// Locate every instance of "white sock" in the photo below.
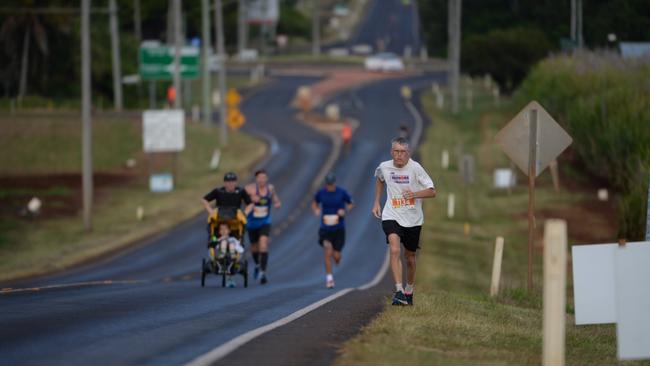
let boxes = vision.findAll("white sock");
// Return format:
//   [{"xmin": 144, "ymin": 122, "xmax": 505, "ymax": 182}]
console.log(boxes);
[
  {"xmin": 405, "ymin": 284, "xmax": 414, "ymax": 294},
  {"xmin": 395, "ymin": 283, "xmax": 404, "ymax": 292},
  {"xmin": 326, "ymin": 274, "xmax": 333, "ymax": 281}
]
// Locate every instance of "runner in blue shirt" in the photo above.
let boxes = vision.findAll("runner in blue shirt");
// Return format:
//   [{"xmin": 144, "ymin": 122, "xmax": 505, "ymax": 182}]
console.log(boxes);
[{"xmin": 312, "ymin": 172, "xmax": 354, "ymax": 288}]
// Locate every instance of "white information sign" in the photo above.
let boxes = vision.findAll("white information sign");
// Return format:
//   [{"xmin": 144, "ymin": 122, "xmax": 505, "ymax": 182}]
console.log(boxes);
[
  {"xmin": 149, "ymin": 173, "xmax": 174, "ymax": 193},
  {"xmin": 495, "ymin": 101, "xmax": 572, "ymax": 177},
  {"xmin": 646, "ymin": 177, "xmax": 650, "ymax": 241},
  {"xmin": 494, "ymin": 168, "xmax": 516, "ymax": 188},
  {"xmin": 571, "ymin": 243, "xmax": 617, "ymax": 325},
  {"xmin": 247, "ymin": 0, "xmax": 279, "ymax": 24},
  {"xmin": 616, "ymin": 242, "xmax": 650, "ymax": 360},
  {"xmin": 143, "ymin": 110, "xmax": 185, "ymax": 153}
]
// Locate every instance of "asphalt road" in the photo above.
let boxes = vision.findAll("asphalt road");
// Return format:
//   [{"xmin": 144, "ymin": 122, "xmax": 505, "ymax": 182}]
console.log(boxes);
[
  {"xmin": 348, "ymin": 0, "xmax": 422, "ymax": 56},
  {"xmin": 0, "ymin": 72, "xmax": 441, "ymax": 365},
  {"xmin": 1, "ymin": 1, "xmax": 439, "ymax": 363}
]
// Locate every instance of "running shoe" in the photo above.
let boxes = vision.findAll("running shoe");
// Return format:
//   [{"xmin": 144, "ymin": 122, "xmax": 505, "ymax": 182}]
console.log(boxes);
[
  {"xmin": 253, "ymin": 265, "xmax": 260, "ymax": 280},
  {"xmin": 326, "ymin": 279, "xmax": 335, "ymax": 289},
  {"xmin": 391, "ymin": 291, "xmax": 408, "ymax": 306},
  {"xmin": 405, "ymin": 292, "xmax": 414, "ymax": 306},
  {"xmin": 260, "ymin": 272, "xmax": 268, "ymax": 285}
]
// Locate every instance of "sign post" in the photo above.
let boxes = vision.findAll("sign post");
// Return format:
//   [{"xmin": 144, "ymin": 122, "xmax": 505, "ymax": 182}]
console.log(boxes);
[{"xmin": 495, "ymin": 101, "xmax": 572, "ymax": 291}]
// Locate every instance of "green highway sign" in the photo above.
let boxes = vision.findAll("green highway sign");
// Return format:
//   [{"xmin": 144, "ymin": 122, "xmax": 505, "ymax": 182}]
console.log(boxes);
[{"xmin": 139, "ymin": 42, "xmax": 200, "ymax": 80}]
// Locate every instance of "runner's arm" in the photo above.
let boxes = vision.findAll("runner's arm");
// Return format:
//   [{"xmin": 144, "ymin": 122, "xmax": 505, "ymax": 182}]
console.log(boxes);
[
  {"xmin": 202, "ymin": 199, "xmax": 215, "ymax": 216},
  {"xmin": 270, "ymin": 185, "xmax": 282, "ymax": 208},
  {"xmin": 311, "ymin": 200, "xmax": 321, "ymax": 216},
  {"xmin": 372, "ymin": 178, "xmax": 384, "ymax": 219}
]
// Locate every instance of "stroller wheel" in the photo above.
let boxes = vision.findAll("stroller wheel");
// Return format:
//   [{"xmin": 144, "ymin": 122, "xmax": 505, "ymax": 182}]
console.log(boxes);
[{"xmin": 201, "ymin": 259, "xmax": 207, "ymax": 287}]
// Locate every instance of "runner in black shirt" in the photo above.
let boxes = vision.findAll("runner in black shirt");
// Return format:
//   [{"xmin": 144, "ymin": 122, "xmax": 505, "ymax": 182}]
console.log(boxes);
[{"xmin": 202, "ymin": 172, "xmax": 254, "ymax": 228}]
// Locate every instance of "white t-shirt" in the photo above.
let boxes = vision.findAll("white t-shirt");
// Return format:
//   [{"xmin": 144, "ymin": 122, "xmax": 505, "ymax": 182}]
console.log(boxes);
[{"xmin": 375, "ymin": 158, "xmax": 435, "ymax": 227}]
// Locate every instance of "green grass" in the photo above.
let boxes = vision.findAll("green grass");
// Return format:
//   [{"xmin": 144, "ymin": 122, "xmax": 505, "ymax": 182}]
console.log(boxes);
[
  {"xmin": 0, "ymin": 113, "xmax": 265, "ymax": 282},
  {"xmin": 0, "ymin": 114, "xmax": 140, "ymax": 174},
  {"xmin": 335, "ymin": 84, "xmax": 650, "ymax": 365}
]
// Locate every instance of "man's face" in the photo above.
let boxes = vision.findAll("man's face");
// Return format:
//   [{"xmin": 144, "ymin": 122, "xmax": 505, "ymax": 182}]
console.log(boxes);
[
  {"xmin": 255, "ymin": 173, "xmax": 268, "ymax": 186},
  {"xmin": 391, "ymin": 143, "xmax": 410, "ymax": 167},
  {"xmin": 224, "ymin": 180, "xmax": 237, "ymax": 192},
  {"xmin": 325, "ymin": 183, "xmax": 336, "ymax": 192}
]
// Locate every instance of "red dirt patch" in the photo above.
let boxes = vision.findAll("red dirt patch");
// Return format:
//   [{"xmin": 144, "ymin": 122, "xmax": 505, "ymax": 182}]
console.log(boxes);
[{"xmin": 0, "ymin": 172, "xmax": 138, "ymax": 220}]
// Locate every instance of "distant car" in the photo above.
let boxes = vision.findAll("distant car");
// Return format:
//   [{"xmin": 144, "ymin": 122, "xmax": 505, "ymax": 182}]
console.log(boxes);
[{"xmin": 364, "ymin": 53, "xmax": 405, "ymax": 72}]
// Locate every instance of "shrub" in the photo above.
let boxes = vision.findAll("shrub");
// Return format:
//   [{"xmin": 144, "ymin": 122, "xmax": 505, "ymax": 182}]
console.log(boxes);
[{"xmin": 462, "ymin": 27, "xmax": 553, "ymax": 92}]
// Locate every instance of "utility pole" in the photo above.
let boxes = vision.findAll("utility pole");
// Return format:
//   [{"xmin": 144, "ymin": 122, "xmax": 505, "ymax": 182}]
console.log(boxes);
[
  {"xmin": 109, "ymin": 0, "xmax": 123, "ymax": 111},
  {"xmin": 237, "ymin": 0, "xmax": 248, "ymax": 56},
  {"xmin": 172, "ymin": 0, "xmax": 182, "ymax": 109},
  {"xmin": 201, "ymin": 0, "xmax": 212, "ymax": 125},
  {"xmin": 134, "ymin": 0, "xmax": 141, "ymax": 44},
  {"xmin": 571, "ymin": 0, "xmax": 584, "ymax": 48},
  {"xmin": 577, "ymin": 0, "xmax": 583, "ymax": 48},
  {"xmin": 311, "ymin": 0, "xmax": 320, "ymax": 56},
  {"xmin": 448, "ymin": 0, "xmax": 461, "ymax": 114},
  {"xmin": 214, "ymin": 0, "xmax": 228, "ymax": 146},
  {"xmin": 81, "ymin": 0, "xmax": 93, "ymax": 231}
]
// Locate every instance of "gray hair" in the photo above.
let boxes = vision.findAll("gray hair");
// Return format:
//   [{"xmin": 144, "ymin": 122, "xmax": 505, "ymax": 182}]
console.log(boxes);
[{"xmin": 391, "ymin": 136, "xmax": 410, "ymax": 150}]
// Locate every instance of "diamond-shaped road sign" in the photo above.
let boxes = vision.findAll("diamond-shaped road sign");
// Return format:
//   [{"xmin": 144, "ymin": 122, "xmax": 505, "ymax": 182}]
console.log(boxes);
[{"xmin": 495, "ymin": 101, "xmax": 572, "ymax": 177}]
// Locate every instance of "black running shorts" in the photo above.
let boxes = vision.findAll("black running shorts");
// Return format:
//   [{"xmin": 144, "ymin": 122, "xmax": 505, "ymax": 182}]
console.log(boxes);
[
  {"xmin": 247, "ymin": 224, "xmax": 271, "ymax": 244},
  {"xmin": 382, "ymin": 220, "xmax": 421, "ymax": 252},
  {"xmin": 318, "ymin": 228, "xmax": 345, "ymax": 252}
]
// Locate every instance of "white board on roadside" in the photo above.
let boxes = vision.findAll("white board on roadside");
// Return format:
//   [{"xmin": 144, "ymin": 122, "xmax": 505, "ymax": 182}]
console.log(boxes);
[
  {"xmin": 616, "ymin": 242, "xmax": 650, "ymax": 360},
  {"xmin": 571, "ymin": 243, "xmax": 618, "ymax": 325},
  {"xmin": 143, "ymin": 110, "xmax": 185, "ymax": 153},
  {"xmin": 494, "ymin": 168, "xmax": 516, "ymax": 188}
]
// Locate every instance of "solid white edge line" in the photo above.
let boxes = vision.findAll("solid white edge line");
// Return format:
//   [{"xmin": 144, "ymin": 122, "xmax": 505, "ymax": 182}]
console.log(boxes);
[
  {"xmin": 185, "ymin": 251, "xmax": 390, "ymax": 366},
  {"xmin": 405, "ymin": 99, "xmax": 423, "ymax": 149},
  {"xmin": 185, "ymin": 288, "xmax": 354, "ymax": 366},
  {"xmin": 358, "ymin": 247, "xmax": 390, "ymax": 291}
]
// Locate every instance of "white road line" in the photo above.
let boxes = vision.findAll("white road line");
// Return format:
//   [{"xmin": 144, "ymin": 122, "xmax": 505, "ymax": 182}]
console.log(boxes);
[
  {"xmin": 0, "ymin": 280, "xmax": 148, "ymax": 294},
  {"xmin": 358, "ymin": 248, "xmax": 390, "ymax": 291},
  {"xmin": 404, "ymin": 99, "xmax": 423, "ymax": 149},
  {"xmin": 185, "ymin": 288, "xmax": 354, "ymax": 366}
]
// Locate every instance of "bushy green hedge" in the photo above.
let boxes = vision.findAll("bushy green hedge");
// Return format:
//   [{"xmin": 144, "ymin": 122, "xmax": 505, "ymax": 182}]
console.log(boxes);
[
  {"xmin": 461, "ymin": 27, "xmax": 553, "ymax": 92},
  {"xmin": 517, "ymin": 52, "xmax": 650, "ymax": 239}
]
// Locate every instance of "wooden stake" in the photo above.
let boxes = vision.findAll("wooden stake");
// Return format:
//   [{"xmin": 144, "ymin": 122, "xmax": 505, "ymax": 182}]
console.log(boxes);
[
  {"xmin": 447, "ymin": 193, "xmax": 455, "ymax": 219},
  {"xmin": 490, "ymin": 236, "xmax": 505, "ymax": 297},
  {"xmin": 543, "ymin": 219, "xmax": 567, "ymax": 366},
  {"xmin": 549, "ymin": 159, "xmax": 560, "ymax": 192}
]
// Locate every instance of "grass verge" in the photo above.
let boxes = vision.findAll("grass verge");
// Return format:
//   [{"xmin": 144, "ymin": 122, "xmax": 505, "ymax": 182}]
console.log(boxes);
[
  {"xmin": 334, "ymin": 84, "xmax": 650, "ymax": 365},
  {"xmin": 0, "ymin": 113, "xmax": 265, "ymax": 282}
]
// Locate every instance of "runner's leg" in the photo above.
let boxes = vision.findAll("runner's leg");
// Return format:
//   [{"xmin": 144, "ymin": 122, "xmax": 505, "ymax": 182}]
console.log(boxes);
[
  {"xmin": 333, "ymin": 250, "xmax": 341, "ymax": 265},
  {"xmin": 404, "ymin": 249, "xmax": 417, "ymax": 286},
  {"xmin": 388, "ymin": 233, "xmax": 403, "ymax": 289},
  {"xmin": 323, "ymin": 240, "xmax": 333, "ymax": 275},
  {"xmin": 259, "ymin": 235, "xmax": 269, "ymax": 272}
]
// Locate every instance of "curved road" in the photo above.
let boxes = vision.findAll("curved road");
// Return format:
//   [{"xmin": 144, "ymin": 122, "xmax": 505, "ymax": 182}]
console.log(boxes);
[{"xmin": 0, "ymin": 72, "xmax": 441, "ymax": 365}]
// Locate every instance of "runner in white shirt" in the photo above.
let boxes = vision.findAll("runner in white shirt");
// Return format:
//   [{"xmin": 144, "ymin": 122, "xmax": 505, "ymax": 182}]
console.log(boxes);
[{"xmin": 372, "ymin": 137, "xmax": 436, "ymax": 306}]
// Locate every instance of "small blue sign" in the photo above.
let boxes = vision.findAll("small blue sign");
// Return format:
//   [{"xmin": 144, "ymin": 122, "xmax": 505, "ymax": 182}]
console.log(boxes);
[
  {"xmin": 190, "ymin": 37, "xmax": 201, "ymax": 47},
  {"xmin": 150, "ymin": 173, "xmax": 174, "ymax": 193}
]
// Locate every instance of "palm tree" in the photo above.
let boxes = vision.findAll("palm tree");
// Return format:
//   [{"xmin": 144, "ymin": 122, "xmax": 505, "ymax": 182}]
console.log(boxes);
[{"xmin": 0, "ymin": 4, "xmax": 49, "ymax": 101}]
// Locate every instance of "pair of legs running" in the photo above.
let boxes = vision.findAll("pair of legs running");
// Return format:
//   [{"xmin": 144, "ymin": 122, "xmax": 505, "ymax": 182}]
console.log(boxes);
[
  {"xmin": 388, "ymin": 233, "xmax": 417, "ymax": 305},
  {"xmin": 323, "ymin": 240, "xmax": 342, "ymax": 288}
]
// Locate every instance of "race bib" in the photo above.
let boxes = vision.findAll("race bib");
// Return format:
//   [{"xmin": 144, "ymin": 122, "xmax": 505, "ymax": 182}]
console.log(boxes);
[
  {"xmin": 252, "ymin": 206, "xmax": 269, "ymax": 218},
  {"xmin": 391, "ymin": 196, "xmax": 415, "ymax": 209},
  {"xmin": 323, "ymin": 214, "xmax": 340, "ymax": 226}
]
